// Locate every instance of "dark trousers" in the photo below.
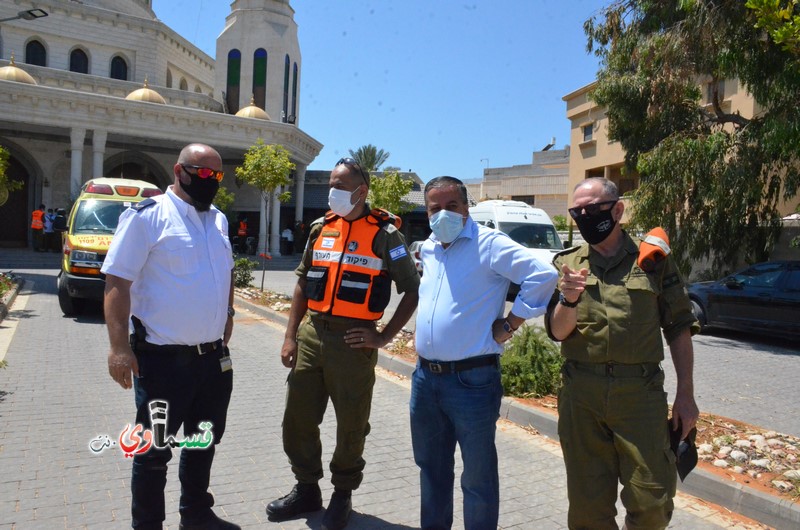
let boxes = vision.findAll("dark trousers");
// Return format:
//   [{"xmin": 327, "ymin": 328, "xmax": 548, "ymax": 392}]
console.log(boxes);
[
  {"xmin": 282, "ymin": 317, "xmax": 377, "ymax": 490},
  {"xmin": 45, "ymin": 231, "xmax": 58, "ymax": 252},
  {"xmin": 130, "ymin": 344, "xmax": 233, "ymax": 529},
  {"xmin": 32, "ymin": 229, "xmax": 45, "ymax": 251}
]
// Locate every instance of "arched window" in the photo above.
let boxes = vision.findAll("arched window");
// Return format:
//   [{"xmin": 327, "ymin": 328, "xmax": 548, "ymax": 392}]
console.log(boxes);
[
  {"xmin": 110, "ymin": 55, "xmax": 128, "ymax": 80},
  {"xmin": 166, "ymin": 69, "xmax": 173, "ymax": 88},
  {"xmin": 194, "ymin": 85, "xmax": 202, "ymax": 93},
  {"xmin": 69, "ymin": 48, "xmax": 89, "ymax": 74},
  {"xmin": 283, "ymin": 54, "xmax": 290, "ymax": 122},
  {"xmin": 226, "ymin": 49, "xmax": 241, "ymax": 114},
  {"xmin": 290, "ymin": 62, "xmax": 298, "ymax": 122},
  {"xmin": 179, "ymin": 78, "xmax": 188, "ymax": 91},
  {"xmin": 253, "ymin": 48, "xmax": 267, "ymax": 110},
  {"xmin": 25, "ymin": 39, "xmax": 46, "ymax": 67}
]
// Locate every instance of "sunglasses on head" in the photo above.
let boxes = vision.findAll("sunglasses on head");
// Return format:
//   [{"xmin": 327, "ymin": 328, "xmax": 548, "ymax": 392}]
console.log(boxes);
[
  {"xmin": 181, "ymin": 164, "xmax": 224, "ymax": 182},
  {"xmin": 568, "ymin": 200, "xmax": 618, "ymax": 219},
  {"xmin": 335, "ymin": 157, "xmax": 368, "ymax": 185}
]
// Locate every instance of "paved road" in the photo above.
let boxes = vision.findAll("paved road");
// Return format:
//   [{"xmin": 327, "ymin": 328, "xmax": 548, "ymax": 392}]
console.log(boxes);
[{"xmin": 0, "ymin": 262, "xmax": 764, "ymax": 529}]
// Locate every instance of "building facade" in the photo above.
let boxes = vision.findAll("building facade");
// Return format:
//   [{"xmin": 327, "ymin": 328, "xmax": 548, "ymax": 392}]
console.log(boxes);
[
  {"xmin": 465, "ymin": 147, "xmax": 569, "ymax": 220},
  {"xmin": 0, "ymin": 0, "xmax": 321, "ymax": 253},
  {"xmin": 562, "ymin": 78, "xmax": 797, "ymax": 221}
]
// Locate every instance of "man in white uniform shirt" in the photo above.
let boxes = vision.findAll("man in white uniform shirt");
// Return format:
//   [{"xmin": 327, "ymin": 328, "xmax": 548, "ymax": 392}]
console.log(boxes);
[
  {"xmin": 102, "ymin": 143, "xmax": 239, "ymax": 530},
  {"xmin": 412, "ymin": 176, "xmax": 558, "ymax": 530}
]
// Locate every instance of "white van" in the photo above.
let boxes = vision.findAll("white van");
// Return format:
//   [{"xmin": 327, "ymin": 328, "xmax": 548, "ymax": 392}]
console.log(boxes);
[{"xmin": 469, "ymin": 200, "xmax": 562, "ymax": 268}]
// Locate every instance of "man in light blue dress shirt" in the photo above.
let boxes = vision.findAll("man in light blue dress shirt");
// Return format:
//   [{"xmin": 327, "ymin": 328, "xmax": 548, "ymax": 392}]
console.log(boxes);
[{"xmin": 412, "ymin": 176, "xmax": 558, "ymax": 529}]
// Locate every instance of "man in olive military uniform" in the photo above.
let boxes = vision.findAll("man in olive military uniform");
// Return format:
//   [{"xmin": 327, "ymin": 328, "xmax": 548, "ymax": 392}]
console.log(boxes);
[
  {"xmin": 545, "ymin": 177, "xmax": 699, "ymax": 530},
  {"xmin": 266, "ymin": 158, "xmax": 420, "ymax": 530}
]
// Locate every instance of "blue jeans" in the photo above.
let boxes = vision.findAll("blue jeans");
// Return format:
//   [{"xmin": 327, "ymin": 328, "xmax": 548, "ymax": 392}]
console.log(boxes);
[
  {"xmin": 409, "ymin": 358, "xmax": 503, "ymax": 530},
  {"xmin": 130, "ymin": 345, "xmax": 233, "ymax": 529}
]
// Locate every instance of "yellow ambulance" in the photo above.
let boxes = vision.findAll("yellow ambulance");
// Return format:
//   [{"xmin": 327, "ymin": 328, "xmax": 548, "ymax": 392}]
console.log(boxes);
[{"xmin": 57, "ymin": 178, "xmax": 162, "ymax": 315}]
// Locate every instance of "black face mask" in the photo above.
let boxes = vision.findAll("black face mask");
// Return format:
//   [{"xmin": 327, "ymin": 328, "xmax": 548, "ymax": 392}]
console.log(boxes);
[
  {"xmin": 574, "ymin": 208, "xmax": 617, "ymax": 245},
  {"xmin": 179, "ymin": 172, "xmax": 219, "ymax": 212}
]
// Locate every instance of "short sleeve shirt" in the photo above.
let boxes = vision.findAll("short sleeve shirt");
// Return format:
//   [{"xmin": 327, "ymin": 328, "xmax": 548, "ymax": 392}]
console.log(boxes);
[
  {"xmin": 101, "ymin": 187, "xmax": 234, "ymax": 345},
  {"xmin": 546, "ymin": 231, "xmax": 699, "ymax": 363}
]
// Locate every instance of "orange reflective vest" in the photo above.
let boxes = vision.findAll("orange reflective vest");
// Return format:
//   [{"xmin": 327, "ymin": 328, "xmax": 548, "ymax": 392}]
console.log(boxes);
[
  {"xmin": 238, "ymin": 221, "xmax": 247, "ymax": 237},
  {"xmin": 305, "ymin": 209, "xmax": 399, "ymax": 320},
  {"xmin": 31, "ymin": 209, "xmax": 44, "ymax": 230}
]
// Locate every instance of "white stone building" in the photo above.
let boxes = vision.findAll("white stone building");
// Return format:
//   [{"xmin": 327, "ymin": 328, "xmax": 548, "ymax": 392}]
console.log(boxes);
[{"xmin": 0, "ymin": 0, "xmax": 321, "ymax": 253}]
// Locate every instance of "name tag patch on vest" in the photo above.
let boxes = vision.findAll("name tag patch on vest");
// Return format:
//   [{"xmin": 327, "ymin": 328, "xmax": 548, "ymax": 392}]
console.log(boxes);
[
  {"xmin": 342, "ymin": 253, "xmax": 383, "ymax": 270},
  {"xmin": 389, "ymin": 245, "xmax": 407, "ymax": 261},
  {"xmin": 320, "ymin": 237, "xmax": 335, "ymax": 249},
  {"xmin": 313, "ymin": 250, "xmax": 342, "ymax": 263}
]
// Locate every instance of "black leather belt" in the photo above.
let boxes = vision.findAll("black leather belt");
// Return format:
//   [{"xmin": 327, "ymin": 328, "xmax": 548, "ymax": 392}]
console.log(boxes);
[
  {"xmin": 567, "ymin": 360, "xmax": 661, "ymax": 378},
  {"xmin": 419, "ymin": 354, "xmax": 499, "ymax": 375},
  {"xmin": 133, "ymin": 338, "xmax": 223, "ymax": 356}
]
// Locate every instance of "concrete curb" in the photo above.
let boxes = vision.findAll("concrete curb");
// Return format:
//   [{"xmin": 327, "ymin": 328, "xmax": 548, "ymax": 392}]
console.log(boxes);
[
  {"xmin": 0, "ymin": 274, "xmax": 24, "ymax": 324},
  {"xmin": 234, "ymin": 294, "xmax": 800, "ymax": 530}
]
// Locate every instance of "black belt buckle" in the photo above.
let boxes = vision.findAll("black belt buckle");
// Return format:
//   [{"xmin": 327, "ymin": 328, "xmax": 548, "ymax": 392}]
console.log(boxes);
[
  {"xmin": 605, "ymin": 363, "xmax": 615, "ymax": 377},
  {"xmin": 428, "ymin": 362, "xmax": 443, "ymax": 374}
]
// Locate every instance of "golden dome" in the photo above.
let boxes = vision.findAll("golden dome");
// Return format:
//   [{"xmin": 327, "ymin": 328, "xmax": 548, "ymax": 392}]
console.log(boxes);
[
  {"xmin": 0, "ymin": 54, "xmax": 37, "ymax": 85},
  {"xmin": 235, "ymin": 97, "xmax": 270, "ymax": 120},
  {"xmin": 125, "ymin": 78, "xmax": 166, "ymax": 104}
]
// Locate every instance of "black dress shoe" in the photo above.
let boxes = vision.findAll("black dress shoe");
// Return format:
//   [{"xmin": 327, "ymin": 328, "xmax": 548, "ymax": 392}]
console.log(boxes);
[
  {"xmin": 178, "ymin": 510, "xmax": 240, "ymax": 530},
  {"xmin": 266, "ymin": 482, "xmax": 323, "ymax": 521},
  {"xmin": 321, "ymin": 489, "xmax": 352, "ymax": 530}
]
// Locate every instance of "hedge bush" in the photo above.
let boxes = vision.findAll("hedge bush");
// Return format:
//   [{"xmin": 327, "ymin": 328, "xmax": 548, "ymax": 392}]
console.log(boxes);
[
  {"xmin": 501, "ymin": 324, "xmax": 563, "ymax": 398},
  {"xmin": 233, "ymin": 257, "xmax": 257, "ymax": 288}
]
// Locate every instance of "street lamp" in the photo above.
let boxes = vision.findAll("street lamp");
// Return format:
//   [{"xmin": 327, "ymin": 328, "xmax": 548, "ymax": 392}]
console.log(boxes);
[{"xmin": 0, "ymin": 9, "xmax": 49, "ymax": 23}]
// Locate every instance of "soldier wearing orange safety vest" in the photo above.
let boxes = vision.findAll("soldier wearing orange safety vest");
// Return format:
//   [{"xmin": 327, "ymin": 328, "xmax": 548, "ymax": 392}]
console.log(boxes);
[
  {"xmin": 30, "ymin": 203, "xmax": 46, "ymax": 251},
  {"xmin": 266, "ymin": 158, "xmax": 420, "ymax": 529}
]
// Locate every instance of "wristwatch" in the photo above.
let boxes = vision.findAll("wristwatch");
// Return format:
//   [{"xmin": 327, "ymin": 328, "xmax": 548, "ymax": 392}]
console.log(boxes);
[
  {"xmin": 558, "ymin": 292, "xmax": 580, "ymax": 308},
  {"xmin": 227, "ymin": 306, "xmax": 236, "ymax": 318},
  {"xmin": 502, "ymin": 319, "xmax": 517, "ymax": 334}
]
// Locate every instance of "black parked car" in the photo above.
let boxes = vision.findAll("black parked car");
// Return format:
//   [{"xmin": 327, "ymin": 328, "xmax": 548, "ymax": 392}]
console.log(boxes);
[{"xmin": 687, "ymin": 261, "xmax": 800, "ymax": 340}]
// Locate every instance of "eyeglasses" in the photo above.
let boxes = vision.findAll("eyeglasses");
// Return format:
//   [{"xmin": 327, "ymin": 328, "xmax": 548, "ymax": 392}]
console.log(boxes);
[
  {"xmin": 181, "ymin": 164, "xmax": 224, "ymax": 182},
  {"xmin": 568, "ymin": 200, "xmax": 617, "ymax": 219},
  {"xmin": 335, "ymin": 157, "xmax": 368, "ymax": 185}
]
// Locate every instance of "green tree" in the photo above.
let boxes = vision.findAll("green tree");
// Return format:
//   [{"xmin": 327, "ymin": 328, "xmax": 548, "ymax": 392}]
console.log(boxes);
[
  {"xmin": 552, "ymin": 214, "xmax": 568, "ymax": 232},
  {"xmin": 367, "ymin": 170, "xmax": 414, "ymax": 215},
  {"xmin": 585, "ymin": 0, "xmax": 800, "ymax": 274},
  {"xmin": 747, "ymin": 0, "xmax": 800, "ymax": 54},
  {"xmin": 349, "ymin": 144, "xmax": 390, "ymax": 173},
  {"xmin": 0, "ymin": 145, "xmax": 23, "ymax": 207},
  {"xmin": 234, "ymin": 139, "xmax": 295, "ymax": 251},
  {"xmin": 212, "ymin": 185, "xmax": 235, "ymax": 214}
]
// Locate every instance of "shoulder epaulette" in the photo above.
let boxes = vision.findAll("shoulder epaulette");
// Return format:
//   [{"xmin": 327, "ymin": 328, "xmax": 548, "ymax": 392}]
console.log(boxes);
[
  {"xmin": 133, "ymin": 198, "xmax": 157, "ymax": 212},
  {"xmin": 554, "ymin": 245, "xmax": 582, "ymax": 258},
  {"xmin": 368, "ymin": 208, "xmax": 402, "ymax": 230}
]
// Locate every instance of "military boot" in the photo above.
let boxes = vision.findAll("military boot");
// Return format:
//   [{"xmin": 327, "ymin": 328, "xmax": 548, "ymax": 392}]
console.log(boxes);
[
  {"xmin": 321, "ymin": 488, "xmax": 352, "ymax": 530},
  {"xmin": 266, "ymin": 483, "xmax": 323, "ymax": 521}
]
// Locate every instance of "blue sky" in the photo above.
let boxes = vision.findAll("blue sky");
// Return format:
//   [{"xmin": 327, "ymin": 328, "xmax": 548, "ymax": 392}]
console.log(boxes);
[{"xmin": 152, "ymin": 0, "xmax": 607, "ymax": 182}]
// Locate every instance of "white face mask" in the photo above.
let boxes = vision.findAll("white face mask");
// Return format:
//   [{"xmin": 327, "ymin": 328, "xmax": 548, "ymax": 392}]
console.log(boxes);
[
  {"xmin": 328, "ymin": 186, "xmax": 361, "ymax": 217},
  {"xmin": 429, "ymin": 209, "xmax": 465, "ymax": 244}
]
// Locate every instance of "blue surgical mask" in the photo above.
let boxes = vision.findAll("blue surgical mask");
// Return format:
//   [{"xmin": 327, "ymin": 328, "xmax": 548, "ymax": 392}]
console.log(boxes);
[{"xmin": 429, "ymin": 210, "xmax": 465, "ymax": 244}]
